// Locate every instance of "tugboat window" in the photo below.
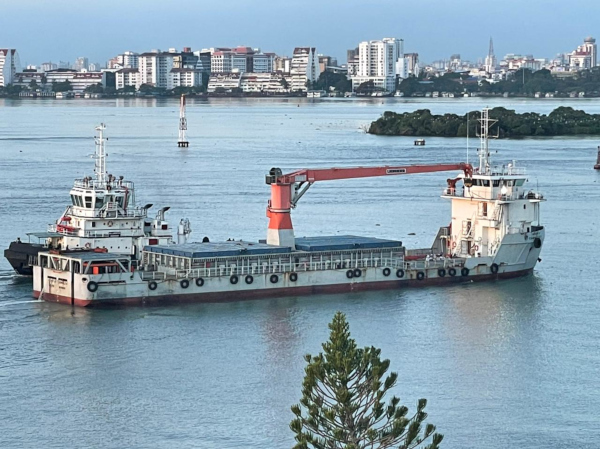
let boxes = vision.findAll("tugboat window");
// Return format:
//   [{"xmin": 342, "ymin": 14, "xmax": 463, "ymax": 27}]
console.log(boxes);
[
  {"xmin": 95, "ymin": 196, "xmax": 104, "ymax": 208},
  {"xmin": 85, "ymin": 196, "xmax": 93, "ymax": 208}
]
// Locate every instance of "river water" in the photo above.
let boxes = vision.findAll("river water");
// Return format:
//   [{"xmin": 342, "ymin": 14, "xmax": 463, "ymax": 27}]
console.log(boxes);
[{"xmin": 0, "ymin": 97, "xmax": 599, "ymax": 449}]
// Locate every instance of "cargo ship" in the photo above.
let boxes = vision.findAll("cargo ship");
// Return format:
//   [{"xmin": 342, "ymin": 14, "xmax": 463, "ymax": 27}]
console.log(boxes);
[
  {"xmin": 4, "ymin": 124, "xmax": 190, "ymax": 276},
  {"xmin": 21, "ymin": 109, "xmax": 546, "ymax": 307}
]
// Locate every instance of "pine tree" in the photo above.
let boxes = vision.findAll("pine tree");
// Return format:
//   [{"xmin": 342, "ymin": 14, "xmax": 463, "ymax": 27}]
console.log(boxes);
[{"xmin": 290, "ymin": 312, "xmax": 443, "ymax": 449}]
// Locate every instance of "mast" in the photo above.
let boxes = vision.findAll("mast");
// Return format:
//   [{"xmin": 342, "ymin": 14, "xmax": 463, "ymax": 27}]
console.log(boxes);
[
  {"xmin": 94, "ymin": 123, "xmax": 107, "ymax": 184},
  {"xmin": 477, "ymin": 108, "xmax": 498, "ymax": 174},
  {"xmin": 178, "ymin": 94, "xmax": 189, "ymax": 148}
]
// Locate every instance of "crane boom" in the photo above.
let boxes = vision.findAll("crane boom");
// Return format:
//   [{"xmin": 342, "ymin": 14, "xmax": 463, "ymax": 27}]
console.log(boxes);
[{"xmin": 265, "ymin": 162, "xmax": 473, "ymax": 247}]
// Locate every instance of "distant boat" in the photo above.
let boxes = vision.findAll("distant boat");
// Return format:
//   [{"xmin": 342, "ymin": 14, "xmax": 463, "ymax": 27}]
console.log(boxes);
[{"xmin": 414, "ymin": 139, "xmax": 426, "ymax": 146}]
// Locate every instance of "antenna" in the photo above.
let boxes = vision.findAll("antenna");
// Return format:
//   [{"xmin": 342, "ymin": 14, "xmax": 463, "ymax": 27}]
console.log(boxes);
[
  {"xmin": 476, "ymin": 108, "xmax": 499, "ymax": 174},
  {"xmin": 466, "ymin": 112, "xmax": 469, "ymax": 164},
  {"xmin": 178, "ymin": 94, "xmax": 189, "ymax": 148},
  {"xmin": 94, "ymin": 123, "xmax": 107, "ymax": 184}
]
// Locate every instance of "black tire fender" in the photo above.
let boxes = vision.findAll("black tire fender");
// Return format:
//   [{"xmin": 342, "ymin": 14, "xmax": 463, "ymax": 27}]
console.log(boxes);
[
  {"xmin": 448, "ymin": 268, "xmax": 457, "ymax": 277},
  {"xmin": 289, "ymin": 272, "xmax": 298, "ymax": 282},
  {"xmin": 195, "ymin": 277, "xmax": 204, "ymax": 287},
  {"xmin": 382, "ymin": 267, "xmax": 391, "ymax": 277},
  {"xmin": 346, "ymin": 270, "xmax": 354, "ymax": 279},
  {"xmin": 230, "ymin": 275, "xmax": 238, "ymax": 285},
  {"xmin": 87, "ymin": 281, "xmax": 98, "ymax": 292},
  {"xmin": 396, "ymin": 268, "xmax": 405, "ymax": 278},
  {"xmin": 416, "ymin": 271, "xmax": 425, "ymax": 281},
  {"xmin": 180, "ymin": 279, "xmax": 189, "ymax": 289},
  {"xmin": 353, "ymin": 268, "xmax": 362, "ymax": 278},
  {"xmin": 270, "ymin": 274, "xmax": 279, "ymax": 284},
  {"xmin": 245, "ymin": 275, "xmax": 254, "ymax": 285},
  {"xmin": 461, "ymin": 267, "xmax": 470, "ymax": 277},
  {"xmin": 490, "ymin": 263, "xmax": 499, "ymax": 274},
  {"xmin": 148, "ymin": 281, "xmax": 158, "ymax": 291},
  {"xmin": 438, "ymin": 268, "xmax": 446, "ymax": 277}
]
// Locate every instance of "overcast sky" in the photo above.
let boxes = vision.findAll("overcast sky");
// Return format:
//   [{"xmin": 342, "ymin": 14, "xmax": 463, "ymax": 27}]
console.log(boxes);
[{"xmin": 2, "ymin": 0, "xmax": 599, "ymax": 66}]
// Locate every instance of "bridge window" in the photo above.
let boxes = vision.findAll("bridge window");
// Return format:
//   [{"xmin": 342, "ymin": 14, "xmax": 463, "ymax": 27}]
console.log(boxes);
[
  {"xmin": 116, "ymin": 196, "xmax": 124, "ymax": 208},
  {"xmin": 95, "ymin": 196, "xmax": 104, "ymax": 208},
  {"xmin": 71, "ymin": 194, "xmax": 77, "ymax": 205},
  {"xmin": 85, "ymin": 196, "xmax": 93, "ymax": 208}
]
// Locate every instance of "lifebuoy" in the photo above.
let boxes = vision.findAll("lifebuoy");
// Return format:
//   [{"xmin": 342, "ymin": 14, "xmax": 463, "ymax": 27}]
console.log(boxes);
[
  {"xmin": 533, "ymin": 237, "xmax": 542, "ymax": 249},
  {"xmin": 353, "ymin": 268, "xmax": 362, "ymax": 278},
  {"xmin": 270, "ymin": 274, "xmax": 279, "ymax": 284},
  {"xmin": 107, "ymin": 221, "xmax": 114, "ymax": 227},
  {"xmin": 416, "ymin": 271, "xmax": 425, "ymax": 281},
  {"xmin": 245, "ymin": 275, "xmax": 253, "ymax": 284},
  {"xmin": 346, "ymin": 270, "xmax": 354, "ymax": 279},
  {"xmin": 87, "ymin": 281, "xmax": 98, "ymax": 292},
  {"xmin": 448, "ymin": 268, "xmax": 457, "ymax": 277},
  {"xmin": 490, "ymin": 263, "xmax": 499, "ymax": 274},
  {"xmin": 289, "ymin": 272, "xmax": 298, "ymax": 282},
  {"xmin": 230, "ymin": 275, "xmax": 238, "ymax": 284},
  {"xmin": 438, "ymin": 268, "xmax": 446, "ymax": 277},
  {"xmin": 180, "ymin": 279, "xmax": 189, "ymax": 289},
  {"xmin": 195, "ymin": 277, "xmax": 204, "ymax": 287},
  {"xmin": 382, "ymin": 267, "xmax": 391, "ymax": 277},
  {"xmin": 452, "ymin": 241, "xmax": 457, "ymax": 248},
  {"xmin": 84, "ymin": 242, "xmax": 91, "ymax": 249},
  {"xmin": 396, "ymin": 268, "xmax": 405, "ymax": 278},
  {"xmin": 148, "ymin": 281, "xmax": 157, "ymax": 290},
  {"xmin": 473, "ymin": 245, "xmax": 479, "ymax": 251},
  {"xmin": 461, "ymin": 267, "xmax": 470, "ymax": 277}
]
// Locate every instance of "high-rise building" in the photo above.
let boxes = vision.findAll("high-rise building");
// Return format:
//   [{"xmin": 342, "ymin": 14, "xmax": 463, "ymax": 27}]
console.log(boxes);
[
  {"xmin": 569, "ymin": 37, "xmax": 597, "ymax": 71},
  {"xmin": 290, "ymin": 47, "xmax": 319, "ymax": 92},
  {"xmin": 351, "ymin": 38, "xmax": 405, "ymax": 93},
  {"xmin": 0, "ymin": 49, "xmax": 21, "ymax": 86},
  {"xmin": 73, "ymin": 57, "xmax": 89, "ymax": 72},
  {"xmin": 138, "ymin": 50, "xmax": 177, "ymax": 88}
]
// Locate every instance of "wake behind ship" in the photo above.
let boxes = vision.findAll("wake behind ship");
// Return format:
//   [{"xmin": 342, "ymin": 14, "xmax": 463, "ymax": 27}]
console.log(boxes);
[{"xmin": 7, "ymin": 110, "xmax": 545, "ymax": 307}]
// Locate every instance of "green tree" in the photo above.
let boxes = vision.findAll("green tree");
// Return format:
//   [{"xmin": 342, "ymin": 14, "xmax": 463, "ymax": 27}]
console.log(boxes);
[
  {"xmin": 84, "ymin": 83, "xmax": 104, "ymax": 94},
  {"xmin": 291, "ymin": 312, "xmax": 443, "ymax": 449},
  {"xmin": 138, "ymin": 83, "xmax": 155, "ymax": 94},
  {"xmin": 29, "ymin": 79, "xmax": 39, "ymax": 90},
  {"xmin": 52, "ymin": 80, "xmax": 72, "ymax": 92}
]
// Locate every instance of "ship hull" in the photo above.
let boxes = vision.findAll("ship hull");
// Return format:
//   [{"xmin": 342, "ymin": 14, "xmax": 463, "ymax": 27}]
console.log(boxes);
[
  {"xmin": 33, "ymin": 267, "xmax": 533, "ymax": 308},
  {"xmin": 4, "ymin": 242, "xmax": 43, "ymax": 276}
]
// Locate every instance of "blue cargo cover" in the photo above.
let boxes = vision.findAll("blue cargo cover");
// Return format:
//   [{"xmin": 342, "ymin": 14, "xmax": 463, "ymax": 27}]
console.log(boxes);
[
  {"xmin": 144, "ymin": 241, "xmax": 292, "ymax": 259},
  {"xmin": 294, "ymin": 235, "xmax": 403, "ymax": 252}
]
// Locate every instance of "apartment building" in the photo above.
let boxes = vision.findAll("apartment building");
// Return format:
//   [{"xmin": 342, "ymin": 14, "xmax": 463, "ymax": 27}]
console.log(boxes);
[
  {"xmin": 290, "ymin": 47, "xmax": 319, "ymax": 92},
  {"xmin": 0, "ymin": 49, "xmax": 21, "ymax": 86},
  {"xmin": 138, "ymin": 51, "xmax": 176, "ymax": 88},
  {"xmin": 116, "ymin": 68, "xmax": 139, "ymax": 89},
  {"xmin": 170, "ymin": 68, "xmax": 201, "ymax": 88},
  {"xmin": 351, "ymin": 38, "xmax": 404, "ymax": 93}
]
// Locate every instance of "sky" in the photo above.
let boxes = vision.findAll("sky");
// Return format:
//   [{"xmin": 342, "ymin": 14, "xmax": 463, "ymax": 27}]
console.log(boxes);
[{"xmin": 1, "ymin": 0, "xmax": 599, "ymax": 66}]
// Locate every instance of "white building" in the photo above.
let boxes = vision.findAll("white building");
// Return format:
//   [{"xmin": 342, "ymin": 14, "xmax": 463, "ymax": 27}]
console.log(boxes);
[
  {"xmin": 138, "ymin": 51, "xmax": 176, "ymax": 88},
  {"xmin": 12, "ymin": 71, "xmax": 46, "ymax": 88},
  {"xmin": 41, "ymin": 62, "xmax": 58, "ymax": 72},
  {"xmin": 351, "ymin": 38, "xmax": 405, "ymax": 93},
  {"xmin": 253, "ymin": 53, "xmax": 275, "ymax": 73},
  {"xmin": 569, "ymin": 37, "xmax": 597, "ymax": 71},
  {"xmin": 121, "ymin": 51, "xmax": 139, "ymax": 69},
  {"xmin": 116, "ymin": 68, "xmax": 139, "ymax": 90},
  {"xmin": 169, "ymin": 68, "xmax": 201, "ymax": 88},
  {"xmin": 211, "ymin": 50, "xmax": 233, "ymax": 73},
  {"xmin": 0, "ymin": 49, "xmax": 21, "ymax": 86},
  {"xmin": 73, "ymin": 57, "xmax": 89, "ymax": 72},
  {"xmin": 274, "ymin": 56, "xmax": 291, "ymax": 74},
  {"xmin": 207, "ymin": 73, "xmax": 241, "ymax": 92},
  {"xmin": 70, "ymin": 72, "xmax": 106, "ymax": 93},
  {"xmin": 240, "ymin": 72, "xmax": 289, "ymax": 93},
  {"xmin": 290, "ymin": 47, "xmax": 319, "ymax": 92},
  {"xmin": 45, "ymin": 69, "xmax": 77, "ymax": 84}
]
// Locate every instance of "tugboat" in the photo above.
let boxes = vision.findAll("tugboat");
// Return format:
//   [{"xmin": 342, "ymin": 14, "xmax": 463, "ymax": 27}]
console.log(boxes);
[
  {"xmin": 3, "ymin": 124, "xmax": 190, "ymax": 276},
  {"xmin": 30, "ymin": 109, "xmax": 545, "ymax": 307}
]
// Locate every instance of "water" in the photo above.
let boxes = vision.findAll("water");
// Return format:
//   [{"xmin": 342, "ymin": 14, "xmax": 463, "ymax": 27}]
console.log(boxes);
[{"xmin": 0, "ymin": 97, "xmax": 599, "ymax": 449}]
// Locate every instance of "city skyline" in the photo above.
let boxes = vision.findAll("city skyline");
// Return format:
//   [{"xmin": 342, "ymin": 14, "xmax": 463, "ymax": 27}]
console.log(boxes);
[{"xmin": 2, "ymin": 0, "xmax": 600, "ymax": 66}]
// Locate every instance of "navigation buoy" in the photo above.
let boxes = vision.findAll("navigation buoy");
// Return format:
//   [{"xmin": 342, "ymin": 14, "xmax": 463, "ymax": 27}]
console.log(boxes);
[{"xmin": 178, "ymin": 94, "xmax": 189, "ymax": 148}]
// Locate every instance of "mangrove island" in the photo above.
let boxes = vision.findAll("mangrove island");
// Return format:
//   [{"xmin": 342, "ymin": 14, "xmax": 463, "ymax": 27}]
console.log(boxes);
[{"xmin": 367, "ymin": 107, "xmax": 600, "ymax": 138}]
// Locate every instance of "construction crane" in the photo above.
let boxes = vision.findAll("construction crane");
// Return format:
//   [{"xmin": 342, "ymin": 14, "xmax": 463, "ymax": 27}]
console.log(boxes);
[
  {"xmin": 177, "ymin": 95, "xmax": 189, "ymax": 148},
  {"xmin": 265, "ymin": 163, "xmax": 473, "ymax": 247}
]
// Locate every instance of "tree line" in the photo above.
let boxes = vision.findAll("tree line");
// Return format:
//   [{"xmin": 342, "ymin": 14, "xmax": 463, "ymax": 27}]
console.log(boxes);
[{"xmin": 368, "ymin": 107, "xmax": 600, "ymax": 138}]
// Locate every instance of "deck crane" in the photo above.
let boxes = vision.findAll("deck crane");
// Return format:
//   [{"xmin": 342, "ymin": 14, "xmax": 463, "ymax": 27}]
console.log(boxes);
[{"xmin": 265, "ymin": 162, "xmax": 473, "ymax": 247}]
